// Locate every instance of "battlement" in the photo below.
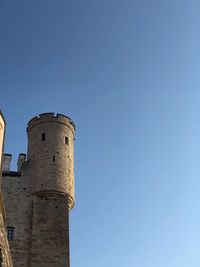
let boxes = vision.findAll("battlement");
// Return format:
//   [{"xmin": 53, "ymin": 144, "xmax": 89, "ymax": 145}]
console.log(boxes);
[
  {"xmin": 27, "ymin": 113, "xmax": 76, "ymax": 132},
  {"xmin": 2, "ymin": 153, "xmax": 26, "ymax": 174},
  {"xmin": 2, "ymin": 154, "xmax": 12, "ymax": 172}
]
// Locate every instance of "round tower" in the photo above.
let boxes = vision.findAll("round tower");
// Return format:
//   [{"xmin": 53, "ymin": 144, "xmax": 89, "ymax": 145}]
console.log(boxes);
[{"xmin": 27, "ymin": 113, "xmax": 75, "ymax": 210}]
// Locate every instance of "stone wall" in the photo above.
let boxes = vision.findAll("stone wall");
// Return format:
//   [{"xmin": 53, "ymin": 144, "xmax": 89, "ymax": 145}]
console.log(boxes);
[
  {"xmin": 0, "ymin": 112, "xmax": 13, "ymax": 267},
  {"xmin": 0, "ymin": 202, "xmax": 13, "ymax": 267},
  {"xmin": 1, "ymin": 112, "xmax": 75, "ymax": 267},
  {"xmin": 30, "ymin": 195, "xmax": 70, "ymax": 267},
  {"xmin": 1, "ymin": 160, "xmax": 71, "ymax": 267},
  {"xmin": 0, "ymin": 113, "xmax": 5, "ymax": 169},
  {"xmin": 1, "ymin": 163, "xmax": 32, "ymax": 267}
]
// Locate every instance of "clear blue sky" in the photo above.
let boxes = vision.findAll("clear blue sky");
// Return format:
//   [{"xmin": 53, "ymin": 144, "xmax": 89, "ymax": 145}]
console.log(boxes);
[{"xmin": 1, "ymin": 0, "xmax": 200, "ymax": 266}]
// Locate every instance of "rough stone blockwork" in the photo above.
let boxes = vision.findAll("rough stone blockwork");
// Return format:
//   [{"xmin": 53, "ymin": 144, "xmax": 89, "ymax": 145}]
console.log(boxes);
[
  {"xmin": 31, "ymin": 196, "xmax": 70, "ymax": 267},
  {"xmin": 0, "ymin": 208, "xmax": 13, "ymax": 267},
  {"xmin": 0, "ymin": 112, "xmax": 75, "ymax": 267}
]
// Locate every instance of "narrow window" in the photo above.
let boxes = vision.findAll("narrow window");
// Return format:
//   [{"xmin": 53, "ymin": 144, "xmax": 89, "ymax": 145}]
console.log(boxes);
[
  {"xmin": 53, "ymin": 156, "xmax": 55, "ymax": 162},
  {"xmin": 0, "ymin": 248, "xmax": 2, "ymax": 267},
  {"xmin": 41, "ymin": 133, "xmax": 46, "ymax": 141},
  {"xmin": 65, "ymin": 137, "xmax": 69, "ymax": 145},
  {"xmin": 7, "ymin": 226, "xmax": 15, "ymax": 241}
]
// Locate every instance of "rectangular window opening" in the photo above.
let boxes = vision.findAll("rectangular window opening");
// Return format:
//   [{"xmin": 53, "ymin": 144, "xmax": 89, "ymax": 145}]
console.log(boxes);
[
  {"xmin": 53, "ymin": 156, "xmax": 55, "ymax": 162},
  {"xmin": 41, "ymin": 133, "xmax": 46, "ymax": 141},
  {"xmin": 0, "ymin": 248, "xmax": 2, "ymax": 266},
  {"xmin": 7, "ymin": 226, "xmax": 15, "ymax": 241},
  {"xmin": 65, "ymin": 137, "xmax": 69, "ymax": 145}
]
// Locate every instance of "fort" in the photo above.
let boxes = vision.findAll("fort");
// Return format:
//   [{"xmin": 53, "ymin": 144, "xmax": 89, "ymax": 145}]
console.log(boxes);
[{"xmin": 0, "ymin": 112, "xmax": 75, "ymax": 267}]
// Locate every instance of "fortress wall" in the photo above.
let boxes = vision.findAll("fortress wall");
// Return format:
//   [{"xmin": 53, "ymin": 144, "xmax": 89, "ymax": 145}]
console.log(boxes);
[
  {"xmin": 1, "ymin": 165, "xmax": 32, "ymax": 267},
  {"xmin": 1, "ymin": 112, "xmax": 75, "ymax": 267},
  {"xmin": 30, "ymin": 195, "xmax": 70, "ymax": 267}
]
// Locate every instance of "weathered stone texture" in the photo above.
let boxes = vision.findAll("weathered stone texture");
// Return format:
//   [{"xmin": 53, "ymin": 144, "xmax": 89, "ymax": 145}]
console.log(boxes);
[
  {"xmin": 0, "ymin": 113, "xmax": 5, "ymax": 168},
  {"xmin": 27, "ymin": 113, "xmax": 75, "ymax": 209},
  {"xmin": 1, "ymin": 113, "xmax": 75, "ymax": 267},
  {"xmin": 30, "ymin": 195, "xmax": 70, "ymax": 267},
  {"xmin": 0, "ymin": 207, "xmax": 13, "ymax": 267},
  {"xmin": 0, "ymin": 112, "xmax": 13, "ymax": 267},
  {"xmin": 2, "ymin": 165, "xmax": 32, "ymax": 267}
]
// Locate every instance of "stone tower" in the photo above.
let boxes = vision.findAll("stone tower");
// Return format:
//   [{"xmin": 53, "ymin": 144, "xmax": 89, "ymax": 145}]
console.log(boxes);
[
  {"xmin": 1, "ymin": 113, "xmax": 75, "ymax": 267},
  {"xmin": 27, "ymin": 113, "xmax": 75, "ymax": 209},
  {"xmin": 27, "ymin": 113, "xmax": 75, "ymax": 267}
]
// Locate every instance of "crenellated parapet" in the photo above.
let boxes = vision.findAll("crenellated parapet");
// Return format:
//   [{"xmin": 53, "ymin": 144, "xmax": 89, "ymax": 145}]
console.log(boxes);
[
  {"xmin": 27, "ymin": 113, "xmax": 75, "ymax": 133},
  {"xmin": 2, "ymin": 153, "xmax": 26, "ymax": 175},
  {"xmin": 2, "ymin": 154, "xmax": 12, "ymax": 172}
]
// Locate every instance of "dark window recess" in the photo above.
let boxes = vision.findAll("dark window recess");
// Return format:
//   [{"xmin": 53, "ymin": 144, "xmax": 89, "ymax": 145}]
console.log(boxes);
[
  {"xmin": 53, "ymin": 156, "xmax": 55, "ymax": 162},
  {"xmin": 7, "ymin": 226, "xmax": 15, "ymax": 241},
  {"xmin": 0, "ymin": 248, "xmax": 2, "ymax": 266},
  {"xmin": 65, "ymin": 137, "xmax": 69, "ymax": 145},
  {"xmin": 41, "ymin": 133, "xmax": 46, "ymax": 141}
]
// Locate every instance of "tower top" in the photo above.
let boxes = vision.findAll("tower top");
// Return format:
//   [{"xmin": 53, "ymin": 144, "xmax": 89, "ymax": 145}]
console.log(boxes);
[
  {"xmin": 26, "ymin": 112, "xmax": 75, "ymax": 210},
  {"xmin": 27, "ymin": 112, "xmax": 75, "ymax": 133}
]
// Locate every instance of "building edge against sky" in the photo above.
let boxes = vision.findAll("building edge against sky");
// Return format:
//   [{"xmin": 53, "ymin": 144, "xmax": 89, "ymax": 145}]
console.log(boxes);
[
  {"xmin": 0, "ymin": 111, "xmax": 75, "ymax": 267},
  {"xmin": 0, "ymin": 111, "xmax": 13, "ymax": 267}
]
